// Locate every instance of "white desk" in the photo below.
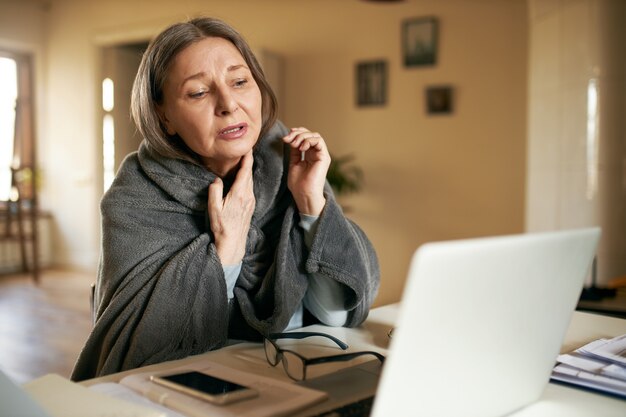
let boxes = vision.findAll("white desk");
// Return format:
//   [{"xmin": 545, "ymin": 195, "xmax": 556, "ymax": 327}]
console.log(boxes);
[{"xmin": 83, "ymin": 304, "xmax": 626, "ymax": 416}]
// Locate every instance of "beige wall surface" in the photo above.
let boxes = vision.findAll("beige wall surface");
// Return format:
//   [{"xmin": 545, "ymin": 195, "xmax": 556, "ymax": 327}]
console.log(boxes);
[
  {"xmin": 0, "ymin": 2, "xmax": 46, "ymax": 45},
  {"xmin": 526, "ymin": 0, "xmax": 626, "ymax": 286},
  {"xmin": 1, "ymin": 0, "xmax": 528, "ymax": 305}
]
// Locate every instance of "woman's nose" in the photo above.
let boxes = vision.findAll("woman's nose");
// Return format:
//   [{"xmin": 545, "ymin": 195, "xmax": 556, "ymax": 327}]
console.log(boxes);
[{"xmin": 215, "ymin": 87, "xmax": 238, "ymax": 116}]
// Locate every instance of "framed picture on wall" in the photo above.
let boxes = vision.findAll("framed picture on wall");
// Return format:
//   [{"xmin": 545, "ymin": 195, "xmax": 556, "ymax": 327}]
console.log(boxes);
[
  {"xmin": 425, "ymin": 85, "xmax": 454, "ymax": 115},
  {"xmin": 356, "ymin": 60, "xmax": 387, "ymax": 107},
  {"xmin": 403, "ymin": 17, "xmax": 438, "ymax": 67}
]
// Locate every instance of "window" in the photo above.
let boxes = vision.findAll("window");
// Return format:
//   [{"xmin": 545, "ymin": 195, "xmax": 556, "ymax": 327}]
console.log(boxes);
[
  {"xmin": 102, "ymin": 77, "xmax": 115, "ymax": 192},
  {"xmin": 0, "ymin": 56, "xmax": 18, "ymax": 201},
  {"xmin": 0, "ymin": 52, "xmax": 36, "ymax": 203}
]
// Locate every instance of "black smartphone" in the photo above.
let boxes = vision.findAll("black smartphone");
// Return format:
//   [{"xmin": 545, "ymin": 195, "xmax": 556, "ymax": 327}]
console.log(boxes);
[{"xmin": 150, "ymin": 371, "xmax": 258, "ymax": 406}]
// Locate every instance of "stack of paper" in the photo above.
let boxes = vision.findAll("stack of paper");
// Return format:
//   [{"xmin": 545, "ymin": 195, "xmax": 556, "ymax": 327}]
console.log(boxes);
[{"xmin": 551, "ymin": 333, "xmax": 626, "ymax": 398}]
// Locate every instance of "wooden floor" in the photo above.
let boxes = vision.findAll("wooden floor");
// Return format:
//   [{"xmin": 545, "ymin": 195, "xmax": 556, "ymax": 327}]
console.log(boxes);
[{"xmin": 0, "ymin": 269, "xmax": 94, "ymax": 384}]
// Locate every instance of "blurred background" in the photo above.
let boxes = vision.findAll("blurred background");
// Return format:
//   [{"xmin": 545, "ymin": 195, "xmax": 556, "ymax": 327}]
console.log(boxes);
[{"xmin": 0, "ymin": 0, "xmax": 625, "ymax": 382}]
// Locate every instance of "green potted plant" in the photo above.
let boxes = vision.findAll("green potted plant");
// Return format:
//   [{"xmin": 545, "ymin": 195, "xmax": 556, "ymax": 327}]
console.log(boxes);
[{"xmin": 326, "ymin": 154, "xmax": 364, "ymax": 196}]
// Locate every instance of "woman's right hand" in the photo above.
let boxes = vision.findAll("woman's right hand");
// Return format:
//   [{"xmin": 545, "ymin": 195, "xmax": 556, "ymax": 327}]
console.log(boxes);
[{"xmin": 207, "ymin": 150, "xmax": 256, "ymax": 265}]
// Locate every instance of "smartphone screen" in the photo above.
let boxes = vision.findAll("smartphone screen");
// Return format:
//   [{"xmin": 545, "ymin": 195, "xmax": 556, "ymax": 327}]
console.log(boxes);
[
  {"xmin": 150, "ymin": 371, "xmax": 258, "ymax": 405},
  {"xmin": 161, "ymin": 371, "xmax": 248, "ymax": 395}
]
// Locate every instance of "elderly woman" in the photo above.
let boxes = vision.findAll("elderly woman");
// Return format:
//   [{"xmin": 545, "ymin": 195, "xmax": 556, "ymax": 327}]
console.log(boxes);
[{"xmin": 72, "ymin": 17, "xmax": 379, "ymax": 381}]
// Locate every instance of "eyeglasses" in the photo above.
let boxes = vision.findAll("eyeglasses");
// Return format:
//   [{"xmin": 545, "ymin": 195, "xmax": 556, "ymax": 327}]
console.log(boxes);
[{"xmin": 264, "ymin": 331, "xmax": 385, "ymax": 381}]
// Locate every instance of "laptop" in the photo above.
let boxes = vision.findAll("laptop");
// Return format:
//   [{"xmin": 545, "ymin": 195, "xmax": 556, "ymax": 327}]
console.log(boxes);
[
  {"xmin": 0, "ymin": 369, "xmax": 52, "ymax": 417},
  {"xmin": 299, "ymin": 227, "xmax": 600, "ymax": 417}
]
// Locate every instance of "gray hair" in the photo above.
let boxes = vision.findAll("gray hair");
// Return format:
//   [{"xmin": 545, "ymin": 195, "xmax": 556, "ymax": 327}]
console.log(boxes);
[{"xmin": 131, "ymin": 17, "xmax": 278, "ymax": 162}]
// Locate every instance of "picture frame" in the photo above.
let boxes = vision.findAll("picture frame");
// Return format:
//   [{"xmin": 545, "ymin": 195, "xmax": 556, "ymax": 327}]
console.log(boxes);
[
  {"xmin": 403, "ymin": 17, "xmax": 438, "ymax": 67},
  {"xmin": 356, "ymin": 60, "xmax": 387, "ymax": 107},
  {"xmin": 425, "ymin": 85, "xmax": 454, "ymax": 115}
]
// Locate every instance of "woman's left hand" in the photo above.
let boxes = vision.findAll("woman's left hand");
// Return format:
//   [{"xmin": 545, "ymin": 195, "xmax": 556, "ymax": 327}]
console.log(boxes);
[{"xmin": 282, "ymin": 127, "xmax": 331, "ymax": 216}]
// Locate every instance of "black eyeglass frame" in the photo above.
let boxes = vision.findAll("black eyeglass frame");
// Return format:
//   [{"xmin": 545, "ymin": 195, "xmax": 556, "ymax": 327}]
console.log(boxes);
[
  {"xmin": 264, "ymin": 331, "xmax": 348, "ymax": 367},
  {"xmin": 264, "ymin": 332, "xmax": 385, "ymax": 381},
  {"xmin": 268, "ymin": 332, "xmax": 348, "ymax": 350}
]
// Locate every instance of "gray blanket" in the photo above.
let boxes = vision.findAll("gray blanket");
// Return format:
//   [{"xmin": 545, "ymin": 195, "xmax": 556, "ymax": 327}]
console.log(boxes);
[{"xmin": 71, "ymin": 122, "xmax": 380, "ymax": 381}]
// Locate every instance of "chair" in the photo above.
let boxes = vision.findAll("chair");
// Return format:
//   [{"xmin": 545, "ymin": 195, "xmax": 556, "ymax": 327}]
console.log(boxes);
[
  {"xmin": 90, "ymin": 282, "xmax": 96, "ymax": 325},
  {"xmin": 0, "ymin": 60, "xmax": 40, "ymax": 283},
  {"xmin": 0, "ymin": 165, "xmax": 39, "ymax": 283}
]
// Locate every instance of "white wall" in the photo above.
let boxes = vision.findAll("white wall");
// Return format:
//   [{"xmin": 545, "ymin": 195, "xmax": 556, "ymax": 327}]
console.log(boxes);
[
  {"xmin": 526, "ymin": 0, "xmax": 626, "ymax": 286},
  {"xmin": 3, "ymin": 0, "xmax": 528, "ymax": 305}
]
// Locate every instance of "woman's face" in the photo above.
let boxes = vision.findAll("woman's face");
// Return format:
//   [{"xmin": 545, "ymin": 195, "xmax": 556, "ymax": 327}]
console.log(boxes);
[{"xmin": 157, "ymin": 37, "xmax": 263, "ymax": 175}]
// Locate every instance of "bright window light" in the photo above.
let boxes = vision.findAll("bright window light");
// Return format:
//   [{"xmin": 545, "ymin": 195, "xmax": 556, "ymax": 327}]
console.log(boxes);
[
  {"xmin": 103, "ymin": 114, "xmax": 115, "ymax": 191},
  {"xmin": 0, "ymin": 57, "xmax": 18, "ymax": 201},
  {"xmin": 102, "ymin": 78, "xmax": 114, "ymax": 112},
  {"xmin": 586, "ymin": 79, "xmax": 599, "ymax": 200}
]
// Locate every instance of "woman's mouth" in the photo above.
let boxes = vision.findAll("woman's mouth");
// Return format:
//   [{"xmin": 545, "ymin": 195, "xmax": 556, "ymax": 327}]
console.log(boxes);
[{"xmin": 218, "ymin": 123, "xmax": 248, "ymax": 139}]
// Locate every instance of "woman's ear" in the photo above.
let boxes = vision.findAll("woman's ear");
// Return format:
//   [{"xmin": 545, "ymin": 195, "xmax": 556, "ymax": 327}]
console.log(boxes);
[{"xmin": 156, "ymin": 104, "xmax": 176, "ymax": 136}]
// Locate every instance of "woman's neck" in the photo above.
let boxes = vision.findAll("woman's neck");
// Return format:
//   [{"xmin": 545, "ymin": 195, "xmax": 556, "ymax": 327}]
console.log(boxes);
[{"xmin": 203, "ymin": 156, "xmax": 241, "ymax": 179}]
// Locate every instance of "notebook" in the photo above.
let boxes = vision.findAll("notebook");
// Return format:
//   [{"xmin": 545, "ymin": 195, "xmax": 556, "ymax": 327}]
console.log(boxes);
[{"xmin": 299, "ymin": 227, "xmax": 601, "ymax": 417}]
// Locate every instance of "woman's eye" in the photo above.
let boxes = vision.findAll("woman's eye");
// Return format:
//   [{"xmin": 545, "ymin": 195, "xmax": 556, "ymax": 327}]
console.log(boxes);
[
  {"xmin": 189, "ymin": 90, "xmax": 207, "ymax": 99},
  {"xmin": 234, "ymin": 79, "xmax": 248, "ymax": 87}
]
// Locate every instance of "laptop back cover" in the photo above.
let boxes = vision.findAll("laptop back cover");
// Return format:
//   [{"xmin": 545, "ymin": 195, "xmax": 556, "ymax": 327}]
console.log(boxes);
[{"xmin": 371, "ymin": 228, "xmax": 600, "ymax": 417}]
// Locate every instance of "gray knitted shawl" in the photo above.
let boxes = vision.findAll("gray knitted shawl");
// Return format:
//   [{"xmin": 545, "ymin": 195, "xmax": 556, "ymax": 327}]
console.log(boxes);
[{"xmin": 71, "ymin": 122, "xmax": 380, "ymax": 381}]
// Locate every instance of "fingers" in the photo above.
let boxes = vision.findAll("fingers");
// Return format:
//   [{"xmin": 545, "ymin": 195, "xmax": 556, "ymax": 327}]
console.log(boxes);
[
  {"xmin": 230, "ymin": 150, "xmax": 254, "ymax": 194},
  {"xmin": 283, "ymin": 128, "xmax": 322, "ymax": 149},
  {"xmin": 237, "ymin": 150, "xmax": 254, "ymax": 179},
  {"xmin": 207, "ymin": 177, "xmax": 224, "ymax": 230},
  {"xmin": 282, "ymin": 127, "xmax": 328, "ymax": 158},
  {"xmin": 207, "ymin": 151, "xmax": 254, "ymax": 222},
  {"xmin": 223, "ymin": 150, "xmax": 255, "ymax": 216},
  {"xmin": 208, "ymin": 177, "xmax": 224, "ymax": 208}
]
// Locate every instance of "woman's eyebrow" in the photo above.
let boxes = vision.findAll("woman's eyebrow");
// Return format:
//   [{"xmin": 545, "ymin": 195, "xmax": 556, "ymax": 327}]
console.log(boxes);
[
  {"xmin": 227, "ymin": 64, "xmax": 250, "ymax": 72},
  {"xmin": 182, "ymin": 72, "xmax": 206, "ymax": 84},
  {"xmin": 180, "ymin": 64, "xmax": 250, "ymax": 85}
]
